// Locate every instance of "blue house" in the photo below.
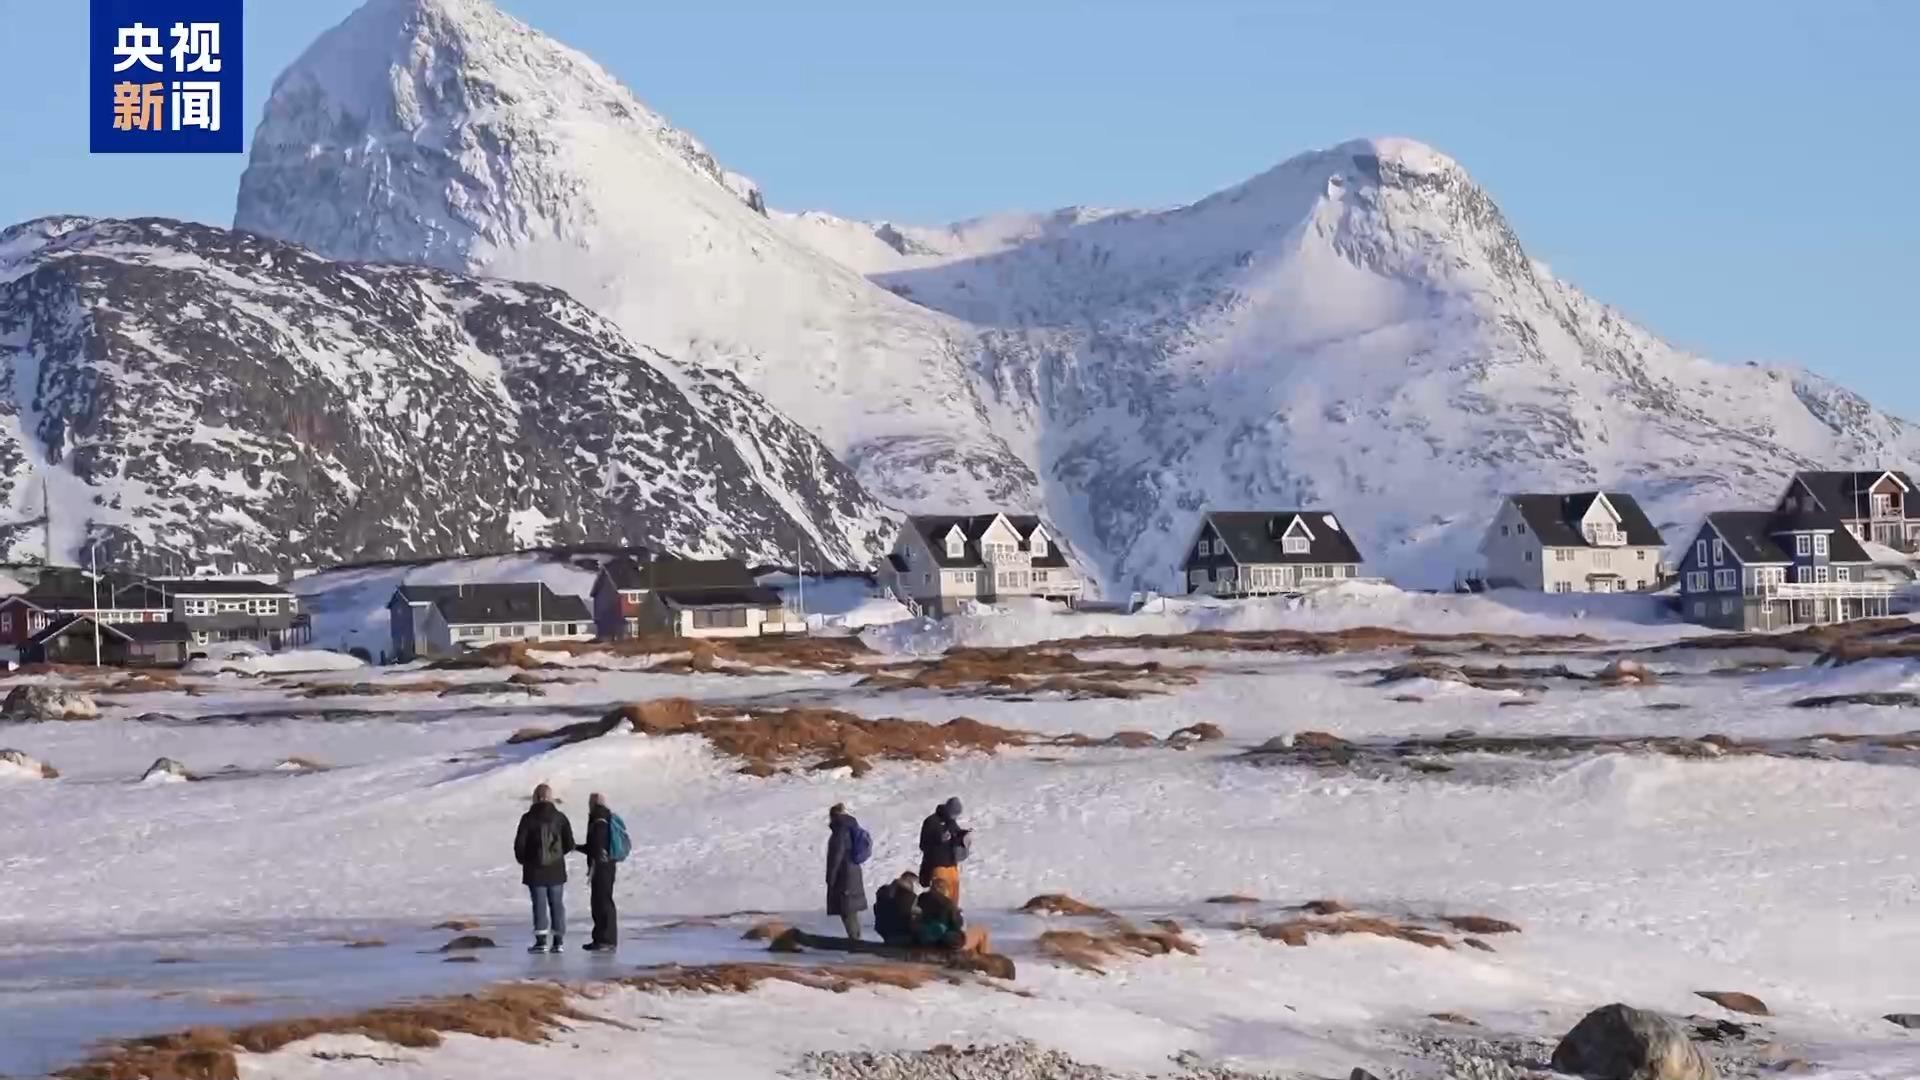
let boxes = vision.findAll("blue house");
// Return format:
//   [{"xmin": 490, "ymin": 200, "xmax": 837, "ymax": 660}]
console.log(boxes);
[{"xmin": 1675, "ymin": 508, "xmax": 1893, "ymax": 630}]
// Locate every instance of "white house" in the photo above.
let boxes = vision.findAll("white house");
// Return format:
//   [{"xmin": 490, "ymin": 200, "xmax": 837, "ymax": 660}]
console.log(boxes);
[
  {"xmin": 389, "ymin": 582, "xmax": 593, "ymax": 662},
  {"xmin": 1479, "ymin": 492, "xmax": 1666, "ymax": 593},
  {"xmin": 875, "ymin": 514, "xmax": 1083, "ymax": 616}
]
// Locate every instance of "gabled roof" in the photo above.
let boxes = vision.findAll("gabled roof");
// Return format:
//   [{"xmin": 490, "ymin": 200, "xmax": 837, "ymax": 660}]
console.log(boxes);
[
  {"xmin": 1200, "ymin": 511, "xmax": 1364, "ymax": 565},
  {"xmin": 658, "ymin": 586, "xmax": 784, "ymax": 609},
  {"xmin": 148, "ymin": 577, "xmax": 290, "ymax": 597},
  {"xmin": 1507, "ymin": 492, "xmax": 1664, "ymax": 548},
  {"xmin": 23, "ymin": 614, "xmax": 188, "ymax": 646},
  {"xmin": 394, "ymin": 583, "xmax": 590, "ymax": 625},
  {"xmin": 1788, "ymin": 470, "xmax": 1918, "ymax": 518},
  {"xmin": 904, "ymin": 513, "xmax": 1067, "ymax": 569},
  {"xmin": 1703, "ymin": 509, "xmax": 1873, "ymax": 565},
  {"xmin": 599, "ymin": 556, "xmax": 758, "ymax": 592}
]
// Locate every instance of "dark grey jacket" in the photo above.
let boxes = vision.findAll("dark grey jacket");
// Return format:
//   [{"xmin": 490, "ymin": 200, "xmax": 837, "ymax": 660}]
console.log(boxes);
[
  {"xmin": 826, "ymin": 816, "xmax": 867, "ymax": 916},
  {"xmin": 514, "ymin": 801, "xmax": 577, "ymax": 886}
]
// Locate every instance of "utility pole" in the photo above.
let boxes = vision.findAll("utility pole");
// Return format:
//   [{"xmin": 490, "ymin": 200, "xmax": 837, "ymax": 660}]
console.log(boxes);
[
  {"xmin": 90, "ymin": 540, "xmax": 101, "ymax": 668},
  {"xmin": 795, "ymin": 534, "xmax": 807, "ymax": 634}
]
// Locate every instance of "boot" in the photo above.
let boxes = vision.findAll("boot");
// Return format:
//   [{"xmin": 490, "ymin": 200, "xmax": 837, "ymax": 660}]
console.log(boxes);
[
  {"xmin": 527, "ymin": 932, "xmax": 550, "ymax": 954},
  {"xmin": 548, "ymin": 936, "xmax": 564, "ymax": 954}
]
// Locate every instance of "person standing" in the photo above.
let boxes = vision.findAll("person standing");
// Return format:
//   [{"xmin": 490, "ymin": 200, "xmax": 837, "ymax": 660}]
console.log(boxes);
[
  {"xmin": 513, "ymin": 783, "xmax": 577, "ymax": 953},
  {"xmin": 917, "ymin": 797, "xmax": 968, "ymax": 905},
  {"xmin": 580, "ymin": 792, "xmax": 622, "ymax": 952},
  {"xmin": 825, "ymin": 803, "xmax": 870, "ymax": 940}
]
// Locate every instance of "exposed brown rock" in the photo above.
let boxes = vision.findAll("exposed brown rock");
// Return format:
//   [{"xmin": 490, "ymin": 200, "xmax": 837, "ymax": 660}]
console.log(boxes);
[
  {"xmin": 1205, "ymin": 894, "xmax": 1261, "ymax": 905},
  {"xmin": 741, "ymin": 920, "xmax": 791, "ymax": 942},
  {"xmin": 1696, "ymin": 990, "xmax": 1771, "ymax": 1016},
  {"xmin": 1169, "ymin": 722, "xmax": 1225, "ymax": 742},
  {"xmin": 1035, "ymin": 922, "xmax": 1198, "ymax": 973},
  {"xmin": 1442, "ymin": 914, "xmax": 1521, "ymax": 935},
  {"xmin": 1019, "ymin": 894, "xmax": 1115, "ymax": 918},
  {"xmin": 436, "ymin": 935, "xmax": 496, "ymax": 953},
  {"xmin": 1258, "ymin": 915, "xmax": 1451, "ymax": 950},
  {"xmin": 858, "ymin": 647, "xmax": 1203, "ymax": 700}
]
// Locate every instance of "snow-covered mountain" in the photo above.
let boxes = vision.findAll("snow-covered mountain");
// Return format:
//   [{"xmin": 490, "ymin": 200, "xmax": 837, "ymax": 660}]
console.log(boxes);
[
  {"xmin": 235, "ymin": 0, "xmax": 1920, "ymax": 589},
  {"xmin": 0, "ymin": 216, "xmax": 892, "ymax": 568}
]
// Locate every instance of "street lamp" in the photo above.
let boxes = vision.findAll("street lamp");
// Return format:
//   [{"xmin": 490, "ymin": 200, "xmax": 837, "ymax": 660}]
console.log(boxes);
[{"xmin": 90, "ymin": 540, "xmax": 101, "ymax": 668}]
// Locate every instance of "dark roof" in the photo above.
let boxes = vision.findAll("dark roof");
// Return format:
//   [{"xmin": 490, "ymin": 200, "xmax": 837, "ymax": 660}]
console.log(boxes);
[
  {"xmin": 27, "ymin": 615, "xmax": 193, "ymax": 646},
  {"xmin": 1508, "ymin": 492, "xmax": 1664, "ymax": 548},
  {"xmin": 905, "ymin": 514, "xmax": 1066, "ymax": 569},
  {"xmin": 1788, "ymin": 470, "xmax": 1918, "ymax": 519},
  {"xmin": 148, "ymin": 577, "xmax": 290, "ymax": 596},
  {"xmin": 1704, "ymin": 509, "xmax": 1873, "ymax": 564},
  {"xmin": 658, "ymin": 586, "xmax": 784, "ymax": 609},
  {"xmin": 598, "ymin": 556, "xmax": 757, "ymax": 592},
  {"xmin": 394, "ymin": 583, "xmax": 590, "ymax": 624},
  {"xmin": 1200, "ymin": 511, "xmax": 1365, "ymax": 565}
]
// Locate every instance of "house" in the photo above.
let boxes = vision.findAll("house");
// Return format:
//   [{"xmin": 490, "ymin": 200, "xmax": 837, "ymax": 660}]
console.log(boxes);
[
  {"xmin": 1479, "ymin": 492, "xmax": 1666, "ymax": 593},
  {"xmin": 874, "ymin": 514, "xmax": 1083, "ymax": 617},
  {"xmin": 21, "ymin": 615, "xmax": 192, "ymax": 667},
  {"xmin": 1675, "ymin": 508, "xmax": 1895, "ymax": 630},
  {"xmin": 1776, "ymin": 470, "xmax": 1920, "ymax": 551},
  {"xmin": 389, "ymin": 583, "xmax": 594, "ymax": 661},
  {"xmin": 0, "ymin": 579, "xmax": 174, "ymax": 652},
  {"xmin": 147, "ymin": 577, "xmax": 310, "ymax": 650},
  {"xmin": 1181, "ymin": 511, "xmax": 1364, "ymax": 596}
]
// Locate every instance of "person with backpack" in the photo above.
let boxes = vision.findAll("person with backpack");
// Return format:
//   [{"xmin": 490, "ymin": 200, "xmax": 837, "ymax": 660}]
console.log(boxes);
[
  {"xmin": 825, "ymin": 803, "xmax": 870, "ymax": 940},
  {"xmin": 873, "ymin": 871, "xmax": 920, "ymax": 946},
  {"xmin": 513, "ymin": 783, "xmax": 578, "ymax": 953},
  {"xmin": 580, "ymin": 792, "xmax": 630, "ymax": 952},
  {"xmin": 917, "ymin": 797, "xmax": 969, "ymax": 905}
]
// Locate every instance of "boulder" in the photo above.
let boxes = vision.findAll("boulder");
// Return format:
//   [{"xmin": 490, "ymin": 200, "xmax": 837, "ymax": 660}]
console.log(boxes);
[
  {"xmin": 1596, "ymin": 659, "xmax": 1658, "ymax": 686},
  {"xmin": 2, "ymin": 685, "xmax": 99, "ymax": 722},
  {"xmin": 139, "ymin": 757, "xmax": 193, "ymax": 784},
  {"xmin": 1694, "ymin": 990, "xmax": 1769, "ymax": 1017},
  {"xmin": 1551, "ymin": 1003, "xmax": 1716, "ymax": 1080},
  {"xmin": 1168, "ymin": 722, "xmax": 1224, "ymax": 743},
  {"xmin": 0, "ymin": 748, "xmax": 58, "ymax": 779}
]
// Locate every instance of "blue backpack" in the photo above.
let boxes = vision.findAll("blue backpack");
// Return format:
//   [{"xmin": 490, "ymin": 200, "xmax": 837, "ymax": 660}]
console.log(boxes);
[
  {"xmin": 849, "ymin": 823, "xmax": 872, "ymax": 865},
  {"xmin": 607, "ymin": 813, "xmax": 631, "ymax": 863}
]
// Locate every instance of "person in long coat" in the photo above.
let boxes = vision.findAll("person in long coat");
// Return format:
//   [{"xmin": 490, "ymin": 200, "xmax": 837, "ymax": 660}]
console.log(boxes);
[{"xmin": 825, "ymin": 803, "xmax": 868, "ymax": 939}]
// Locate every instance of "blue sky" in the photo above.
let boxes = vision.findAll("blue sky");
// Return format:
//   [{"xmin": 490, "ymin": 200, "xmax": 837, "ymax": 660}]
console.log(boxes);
[{"xmin": 3, "ymin": 1, "xmax": 1915, "ymax": 415}]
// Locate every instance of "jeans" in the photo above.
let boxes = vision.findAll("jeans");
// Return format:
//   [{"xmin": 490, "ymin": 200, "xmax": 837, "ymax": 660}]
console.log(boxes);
[
  {"xmin": 589, "ymin": 862, "xmax": 618, "ymax": 946},
  {"xmin": 529, "ymin": 884, "xmax": 566, "ymax": 941},
  {"xmin": 840, "ymin": 911, "xmax": 863, "ymax": 941}
]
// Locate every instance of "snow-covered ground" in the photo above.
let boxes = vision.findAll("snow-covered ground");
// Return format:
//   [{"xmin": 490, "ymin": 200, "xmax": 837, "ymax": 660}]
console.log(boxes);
[{"xmin": 1, "ymin": 597, "xmax": 1916, "ymax": 1078}]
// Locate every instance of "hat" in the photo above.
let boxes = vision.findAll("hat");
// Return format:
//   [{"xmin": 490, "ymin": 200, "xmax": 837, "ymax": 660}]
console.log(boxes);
[
  {"xmin": 532, "ymin": 783, "xmax": 553, "ymax": 803},
  {"xmin": 941, "ymin": 796, "xmax": 962, "ymax": 818}
]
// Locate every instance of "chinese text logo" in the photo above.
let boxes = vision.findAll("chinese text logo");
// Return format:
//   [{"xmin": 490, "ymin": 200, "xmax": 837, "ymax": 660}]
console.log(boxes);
[{"xmin": 91, "ymin": 1, "xmax": 243, "ymax": 153}]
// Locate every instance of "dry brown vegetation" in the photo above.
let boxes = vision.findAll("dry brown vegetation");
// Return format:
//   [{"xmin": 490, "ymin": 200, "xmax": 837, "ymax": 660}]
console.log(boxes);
[
  {"xmin": 56, "ymin": 983, "xmax": 609, "ymax": 1080},
  {"xmin": 433, "ymin": 919, "xmax": 482, "ymax": 931},
  {"xmin": 1250, "ymin": 904, "xmax": 1520, "ymax": 952},
  {"xmin": 620, "ymin": 961, "xmax": 940, "ymax": 996},
  {"xmin": 288, "ymin": 678, "xmax": 459, "ymax": 698},
  {"xmin": 1019, "ymin": 894, "xmax": 1116, "ymax": 918},
  {"xmin": 459, "ymin": 634, "xmax": 874, "ymax": 675},
  {"xmin": 1243, "ymin": 726, "xmax": 1920, "ymax": 773},
  {"xmin": 741, "ymin": 920, "xmax": 791, "ymax": 941},
  {"xmin": 1034, "ymin": 921, "xmax": 1198, "ymax": 973},
  {"xmin": 858, "ymin": 647, "xmax": 1204, "ymax": 700},
  {"xmin": 1696, "ymin": 990, "xmax": 1771, "ymax": 1016},
  {"xmin": 1048, "ymin": 626, "xmax": 1602, "ymax": 656}
]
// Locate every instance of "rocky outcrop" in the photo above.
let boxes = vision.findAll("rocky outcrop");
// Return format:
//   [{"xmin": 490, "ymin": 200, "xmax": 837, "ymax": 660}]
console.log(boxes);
[
  {"xmin": 138, "ymin": 757, "xmax": 193, "ymax": 784},
  {"xmin": 0, "ymin": 748, "xmax": 58, "ymax": 779},
  {"xmin": 1, "ymin": 686, "xmax": 99, "ymax": 722},
  {"xmin": 1550, "ymin": 1004, "xmax": 1716, "ymax": 1080}
]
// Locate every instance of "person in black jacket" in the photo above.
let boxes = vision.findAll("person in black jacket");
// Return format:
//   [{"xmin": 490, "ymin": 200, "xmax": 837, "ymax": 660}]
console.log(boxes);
[
  {"xmin": 825, "ymin": 803, "xmax": 867, "ymax": 940},
  {"xmin": 873, "ymin": 872, "xmax": 919, "ymax": 946},
  {"xmin": 917, "ymin": 797, "xmax": 968, "ymax": 904},
  {"xmin": 513, "ymin": 783, "xmax": 577, "ymax": 953},
  {"xmin": 580, "ymin": 792, "xmax": 618, "ymax": 952}
]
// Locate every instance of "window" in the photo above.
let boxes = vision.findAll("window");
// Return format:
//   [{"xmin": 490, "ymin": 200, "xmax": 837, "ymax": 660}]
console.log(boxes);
[
  {"xmin": 1721, "ymin": 598, "xmax": 1736, "ymax": 615},
  {"xmin": 1687, "ymin": 571, "xmax": 1708, "ymax": 592},
  {"xmin": 1636, "ymin": 550, "xmax": 1647, "ymax": 561},
  {"xmin": 0, "ymin": 611, "xmax": 9, "ymax": 633},
  {"xmin": 1796, "ymin": 566, "xmax": 1812, "ymax": 584},
  {"xmin": 1554, "ymin": 581, "xmax": 1572, "ymax": 593},
  {"xmin": 1516, "ymin": 522, "xmax": 1527, "ymax": 535},
  {"xmin": 1874, "ymin": 493, "xmax": 1893, "ymax": 517},
  {"xmin": 1032, "ymin": 534, "xmax": 1049, "ymax": 557},
  {"xmin": 1594, "ymin": 550, "xmax": 1612, "ymax": 568},
  {"xmin": 1711, "ymin": 540, "xmax": 1725, "ymax": 565},
  {"xmin": 1500, "ymin": 525, "xmax": 1510, "ymax": 537},
  {"xmin": 691, "ymin": 609, "xmax": 750, "ymax": 630},
  {"xmin": 1034, "ymin": 570, "xmax": 1048, "ymax": 583},
  {"xmin": 1282, "ymin": 536, "xmax": 1309, "ymax": 555},
  {"xmin": 1696, "ymin": 540, "xmax": 1709, "ymax": 565},
  {"xmin": 1635, "ymin": 580, "xmax": 1646, "ymax": 590},
  {"xmin": 1815, "ymin": 565, "xmax": 1830, "ymax": 584},
  {"xmin": 945, "ymin": 532, "xmax": 963, "ymax": 559},
  {"xmin": 504, "ymin": 625, "xmax": 527, "ymax": 638},
  {"xmin": 1555, "ymin": 549, "xmax": 1574, "ymax": 563},
  {"xmin": 1814, "ymin": 534, "xmax": 1829, "ymax": 556},
  {"xmin": 1714, "ymin": 569, "xmax": 1737, "ymax": 591},
  {"xmin": 1198, "ymin": 540, "xmax": 1210, "ymax": 557},
  {"xmin": 1834, "ymin": 566, "xmax": 1851, "ymax": 582},
  {"xmin": 1524, "ymin": 550, "xmax": 1532, "ymax": 562},
  {"xmin": 1189, "ymin": 569, "xmax": 1206, "ymax": 590},
  {"xmin": 1796, "ymin": 534, "xmax": 1811, "ymax": 556},
  {"xmin": 217, "ymin": 600, "xmax": 244, "ymax": 613},
  {"xmin": 183, "ymin": 598, "xmax": 212, "ymax": 616}
]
